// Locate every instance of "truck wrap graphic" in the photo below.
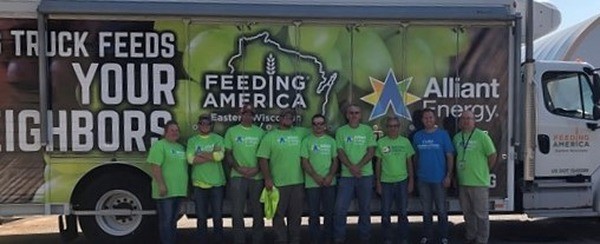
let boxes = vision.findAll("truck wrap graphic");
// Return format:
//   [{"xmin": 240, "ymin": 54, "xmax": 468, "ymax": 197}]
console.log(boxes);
[{"xmin": 0, "ymin": 20, "xmax": 509, "ymax": 203}]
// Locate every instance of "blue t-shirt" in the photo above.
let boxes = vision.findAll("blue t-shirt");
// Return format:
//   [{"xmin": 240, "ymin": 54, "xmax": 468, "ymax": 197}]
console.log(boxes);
[{"xmin": 412, "ymin": 128, "xmax": 454, "ymax": 183}]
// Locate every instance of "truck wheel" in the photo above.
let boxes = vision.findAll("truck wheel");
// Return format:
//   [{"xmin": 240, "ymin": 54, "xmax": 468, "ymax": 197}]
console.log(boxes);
[{"xmin": 78, "ymin": 172, "xmax": 157, "ymax": 244}]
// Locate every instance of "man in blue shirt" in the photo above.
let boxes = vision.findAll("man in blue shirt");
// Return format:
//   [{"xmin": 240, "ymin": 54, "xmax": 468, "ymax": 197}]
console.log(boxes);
[{"xmin": 412, "ymin": 108, "xmax": 455, "ymax": 244}]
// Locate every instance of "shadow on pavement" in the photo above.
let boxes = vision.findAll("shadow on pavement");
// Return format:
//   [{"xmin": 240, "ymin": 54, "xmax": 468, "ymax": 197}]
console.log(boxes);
[{"xmin": 0, "ymin": 217, "xmax": 599, "ymax": 243}]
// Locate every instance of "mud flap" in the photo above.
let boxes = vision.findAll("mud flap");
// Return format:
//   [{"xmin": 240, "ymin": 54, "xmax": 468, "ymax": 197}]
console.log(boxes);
[{"xmin": 59, "ymin": 215, "xmax": 78, "ymax": 243}]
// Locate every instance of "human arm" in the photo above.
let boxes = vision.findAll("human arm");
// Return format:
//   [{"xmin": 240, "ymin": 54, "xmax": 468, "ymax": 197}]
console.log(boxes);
[
  {"xmin": 406, "ymin": 156, "xmax": 415, "ymax": 193},
  {"xmin": 259, "ymin": 157, "xmax": 273, "ymax": 190},
  {"xmin": 375, "ymin": 157, "xmax": 382, "ymax": 195},
  {"xmin": 337, "ymin": 149, "xmax": 361, "ymax": 177},
  {"xmin": 302, "ymin": 157, "xmax": 324, "ymax": 186},
  {"xmin": 356, "ymin": 146, "xmax": 375, "ymax": 169},
  {"xmin": 323, "ymin": 156, "xmax": 339, "ymax": 186},
  {"xmin": 150, "ymin": 164, "xmax": 167, "ymax": 197},
  {"xmin": 443, "ymin": 152, "xmax": 454, "ymax": 188},
  {"xmin": 488, "ymin": 153, "xmax": 498, "ymax": 171}
]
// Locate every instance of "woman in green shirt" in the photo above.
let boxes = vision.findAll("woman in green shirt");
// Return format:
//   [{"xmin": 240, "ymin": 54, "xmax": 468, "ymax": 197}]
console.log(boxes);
[{"xmin": 147, "ymin": 120, "xmax": 188, "ymax": 244}]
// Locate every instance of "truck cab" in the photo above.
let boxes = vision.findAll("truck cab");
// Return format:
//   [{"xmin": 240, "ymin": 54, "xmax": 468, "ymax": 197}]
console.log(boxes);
[{"xmin": 522, "ymin": 60, "xmax": 600, "ymax": 217}]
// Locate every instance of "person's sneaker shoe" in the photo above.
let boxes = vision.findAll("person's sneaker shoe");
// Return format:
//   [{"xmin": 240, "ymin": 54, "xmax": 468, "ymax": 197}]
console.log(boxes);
[
  {"xmin": 441, "ymin": 238, "xmax": 449, "ymax": 244},
  {"xmin": 420, "ymin": 237, "xmax": 429, "ymax": 244}
]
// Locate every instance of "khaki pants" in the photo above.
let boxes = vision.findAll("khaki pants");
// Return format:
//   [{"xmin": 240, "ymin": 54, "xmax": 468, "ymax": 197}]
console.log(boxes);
[{"xmin": 459, "ymin": 186, "xmax": 490, "ymax": 244}]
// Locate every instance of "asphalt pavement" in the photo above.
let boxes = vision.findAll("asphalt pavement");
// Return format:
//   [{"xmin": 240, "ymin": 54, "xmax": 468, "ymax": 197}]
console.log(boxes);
[{"xmin": 1, "ymin": 215, "xmax": 600, "ymax": 243}]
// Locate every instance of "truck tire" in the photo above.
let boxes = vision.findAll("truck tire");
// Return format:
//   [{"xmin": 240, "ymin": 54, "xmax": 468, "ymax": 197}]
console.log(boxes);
[{"xmin": 78, "ymin": 172, "xmax": 157, "ymax": 244}]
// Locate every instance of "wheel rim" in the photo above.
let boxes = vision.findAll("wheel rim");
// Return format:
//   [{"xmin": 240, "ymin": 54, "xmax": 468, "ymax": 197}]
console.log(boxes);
[{"xmin": 94, "ymin": 189, "xmax": 143, "ymax": 236}]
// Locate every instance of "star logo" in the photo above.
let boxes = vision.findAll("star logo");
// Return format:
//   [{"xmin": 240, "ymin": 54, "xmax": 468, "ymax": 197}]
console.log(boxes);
[
  {"xmin": 360, "ymin": 69, "xmax": 421, "ymax": 121},
  {"xmin": 278, "ymin": 137, "xmax": 286, "ymax": 144},
  {"xmin": 236, "ymin": 136, "xmax": 243, "ymax": 143}
]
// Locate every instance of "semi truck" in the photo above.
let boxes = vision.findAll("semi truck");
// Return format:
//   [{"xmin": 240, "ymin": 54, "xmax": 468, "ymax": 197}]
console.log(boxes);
[{"xmin": 0, "ymin": 0, "xmax": 599, "ymax": 243}]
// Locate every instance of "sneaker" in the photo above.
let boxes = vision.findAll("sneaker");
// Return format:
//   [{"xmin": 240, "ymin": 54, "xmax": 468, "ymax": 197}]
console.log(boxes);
[
  {"xmin": 420, "ymin": 237, "xmax": 429, "ymax": 244},
  {"xmin": 441, "ymin": 238, "xmax": 449, "ymax": 244}
]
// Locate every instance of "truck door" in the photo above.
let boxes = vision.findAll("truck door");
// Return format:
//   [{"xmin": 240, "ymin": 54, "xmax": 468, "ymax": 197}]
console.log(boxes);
[{"xmin": 534, "ymin": 63, "xmax": 599, "ymax": 178}]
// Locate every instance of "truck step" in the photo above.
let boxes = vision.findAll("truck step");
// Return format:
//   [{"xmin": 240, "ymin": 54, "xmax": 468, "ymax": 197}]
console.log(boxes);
[{"xmin": 525, "ymin": 208, "xmax": 598, "ymax": 218}]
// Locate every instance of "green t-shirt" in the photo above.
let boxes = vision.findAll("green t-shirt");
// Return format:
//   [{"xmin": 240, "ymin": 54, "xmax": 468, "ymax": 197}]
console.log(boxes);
[
  {"xmin": 147, "ymin": 139, "xmax": 189, "ymax": 199},
  {"xmin": 376, "ymin": 135, "xmax": 415, "ymax": 183},
  {"xmin": 335, "ymin": 124, "xmax": 377, "ymax": 177},
  {"xmin": 187, "ymin": 133, "xmax": 226, "ymax": 187},
  {"xmin": 300, "ymin": 134, "xmax": 338, "ymax": 188},
  {"xmin": 224, "ymin": 124, "xmax": 265, "ymax": 179},
  {"xmin": 256, "ymin": 127, "xmax": 306, "ymax": 186},
  {"xmin": 453, "ymin": 128, "xmax": 496, "ymax": 187}
]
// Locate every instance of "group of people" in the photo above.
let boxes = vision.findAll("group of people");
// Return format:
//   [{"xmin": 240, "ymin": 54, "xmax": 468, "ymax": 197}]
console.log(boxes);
[{"xmin": 147, "ymin": 104, "xmax": 497, "ymax": 244}]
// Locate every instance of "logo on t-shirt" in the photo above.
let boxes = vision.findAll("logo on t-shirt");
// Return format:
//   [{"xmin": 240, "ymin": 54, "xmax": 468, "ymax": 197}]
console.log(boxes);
[
  {"xmin": 346, "ymin": 135, "xmax": 366, "ymax": 144},
  {"xmin": 195, "ymin": 144, "xmax": 215, "ymax": 153},
  {"xmin": 278, "ymin": 136, "xmax": 300, "ymax": 145},
  {"xmin": 170, "ymin": 149, "xmax": 185, "ymax": 159},
  {"xmin": 417, "ymin": 139, "xmax": 441, "ymax": 149},
  {"xmin": 382, "ymin": 146, "xmax": 391, "ymax": 154},
  {"xmin": 312, "ymin": 143, "xmax": 332, "ymax": 154},
  {"xmin": 236, "ymin": 136, "xmax": 260, "ymax": 146}
]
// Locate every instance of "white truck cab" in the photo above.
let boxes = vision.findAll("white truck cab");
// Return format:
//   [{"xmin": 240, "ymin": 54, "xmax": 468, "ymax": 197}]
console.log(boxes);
[{"xmin": 523, "ymin": 60, "xmax": 600, "ymax": 216}]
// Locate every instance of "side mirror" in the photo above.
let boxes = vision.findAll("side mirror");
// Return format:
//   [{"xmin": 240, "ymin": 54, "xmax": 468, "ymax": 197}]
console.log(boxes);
[
  {"xmin": 592, "ymin": 73, "xmax": 600, "ymax": 104},
  {"xmin": 594, "ymin": 105, "xmax": 600, "ymax": 120}
]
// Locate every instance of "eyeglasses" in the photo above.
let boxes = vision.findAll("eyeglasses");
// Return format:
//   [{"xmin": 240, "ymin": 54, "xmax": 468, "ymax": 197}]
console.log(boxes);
[{"xmin": 312, "ymin": 122, "xmax": 325, "ymax": 126}]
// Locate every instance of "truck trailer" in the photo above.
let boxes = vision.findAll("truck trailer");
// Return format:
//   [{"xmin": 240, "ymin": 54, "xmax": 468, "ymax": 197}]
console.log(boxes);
[{"xmin": 0, "ymin": 0, "xmax": 599, "ymax": 243}]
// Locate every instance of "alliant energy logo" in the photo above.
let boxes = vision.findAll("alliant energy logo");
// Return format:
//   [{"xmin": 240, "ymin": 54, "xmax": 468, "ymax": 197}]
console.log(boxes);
[
  {"xmin": 421, "ymin": 77, "xmax": 500, "ymax": 122},
  {"xmin": 361, "ymin": 69, "xmax": 420, "ymax": 121},
  {"xmin": 202, "ymin": 32, "xmax": 337, "ymax": 122},
  {"xmin": 362, "ymin": 70, "xmax": 501, "ymax": 122}
]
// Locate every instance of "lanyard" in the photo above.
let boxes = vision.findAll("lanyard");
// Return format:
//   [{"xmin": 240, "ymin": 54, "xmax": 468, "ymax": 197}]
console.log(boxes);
[{"xmin": 461, "ymin": 130, "xmax": 474, "ymax": 162}]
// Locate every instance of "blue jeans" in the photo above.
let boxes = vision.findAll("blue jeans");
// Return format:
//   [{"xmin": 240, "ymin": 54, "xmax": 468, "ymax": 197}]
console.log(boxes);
[
  {"xmin": 306, "ymin": 186, "xmax": 336, "ymax": 243},
  {"xmin": 418, "ymin": 181, "xmax": 448, "ymax": 240},
  {"xmin": 193, "ymin": 186, "xmax": 224, "ymax": 243},
  {"xmin": 156, "ymin": 197, "xmax": 182, "ymax": 244},
  {"xmin": 333, "ymin": 176, "xmax": 373, "ymax": 241},
  {"xmin": 381, "ymin": 180, "xmax": 409, "ymax": 242}
]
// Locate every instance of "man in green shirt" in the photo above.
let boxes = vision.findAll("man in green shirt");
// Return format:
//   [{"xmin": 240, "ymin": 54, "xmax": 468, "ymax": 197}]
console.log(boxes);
[
  {"xmin": 258, "ymin": 109, "xmax": 306, "ymax": 244},
  {"xmin": 453, "ymin": 110, "xmax": 497, "ymax": 244},
  {"xmin": 147, "ymin": 120, "xmax": 188, "ymax": 244},
  {"xmin": 333, "ymin": 105, "xmax": 376, "ymax": 243},
  {"xmin": 224, "ymin": 104, "xmax": 266, "ymax": 244},
  {"xmin": 375, "ymin": 116, "xmax": 415, "ymax": 244},
  {"xmin": 301, "ymin": 114, "xmax": 338, "ymax": 243},
  {"xmin": 187, "ymin": 115, "xmax": 226, "ymax": 243}
]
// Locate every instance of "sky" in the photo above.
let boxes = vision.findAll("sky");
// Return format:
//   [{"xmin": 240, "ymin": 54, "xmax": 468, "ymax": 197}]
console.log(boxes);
[{"xmin": 539, "ymin": 0, "xmax": 600, "ymax": 31}]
